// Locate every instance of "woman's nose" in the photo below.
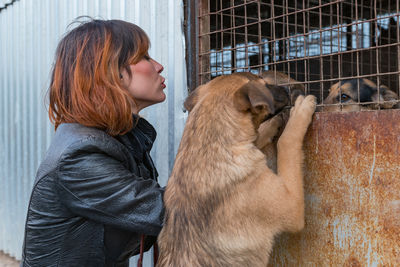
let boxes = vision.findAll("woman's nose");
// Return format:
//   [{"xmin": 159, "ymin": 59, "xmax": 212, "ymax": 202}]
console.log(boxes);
[{"xmin": 152, "ymin": 59, "xmax": 164, "ymax": 73}]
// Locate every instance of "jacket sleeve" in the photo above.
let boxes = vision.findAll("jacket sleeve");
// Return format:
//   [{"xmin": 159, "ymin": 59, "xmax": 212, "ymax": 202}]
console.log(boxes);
[{"xmin": 55, "ymin": 137, "xmax": 165, "ymax": 236}]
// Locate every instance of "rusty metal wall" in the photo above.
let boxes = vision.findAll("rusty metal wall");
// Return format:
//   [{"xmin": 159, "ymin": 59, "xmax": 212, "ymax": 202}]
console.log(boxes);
[{"xmin": 268, "ymin": 109, "xmax": 400, "ymax": 266}]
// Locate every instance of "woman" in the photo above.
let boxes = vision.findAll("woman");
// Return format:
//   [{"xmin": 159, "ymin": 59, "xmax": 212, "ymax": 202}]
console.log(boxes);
[{"xmin": 21, "ymin": 19, "xmax": 166, "ymax": 267}]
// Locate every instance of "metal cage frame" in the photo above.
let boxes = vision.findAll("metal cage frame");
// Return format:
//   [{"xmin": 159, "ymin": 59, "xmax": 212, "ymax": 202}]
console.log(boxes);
[{"xmin": 185, "ymin": 0, "xmax": 400, "ymax": 110}]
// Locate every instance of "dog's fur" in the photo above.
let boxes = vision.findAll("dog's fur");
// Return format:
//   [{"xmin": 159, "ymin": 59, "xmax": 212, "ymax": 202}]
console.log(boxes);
[
  {"xmin": 157, "ymin": 73, "xmax": 316, "ymax": 267},
  {"xmin": 323, "ymin": 78, "xmax": 399, "ymax": 111},
  {"xmin": 255, "ymin": 71, "xmax": 306, "ymax": 171},
  {"xmin": 261, "ymin": 70, "xmax": 305, "ymax": 105}
]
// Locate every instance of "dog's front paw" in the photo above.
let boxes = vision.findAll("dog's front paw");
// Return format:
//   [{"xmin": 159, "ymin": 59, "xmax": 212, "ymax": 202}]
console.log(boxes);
[
  {"xmin": 255, "ymin": 115, "xmax": 283, "ymax": 149},
  {"xmin": 278, "ymin": 95, "xmax": 316, "ymax": 145},
  {"xmin": 290, "ymin": 95, "xmax": 316, "ymax": 126}
]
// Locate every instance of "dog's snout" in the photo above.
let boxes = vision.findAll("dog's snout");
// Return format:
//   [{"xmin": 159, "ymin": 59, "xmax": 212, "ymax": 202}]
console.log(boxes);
[{"xmin": 265, "ymin": 84, "xmax": 290, "ymax": 114}]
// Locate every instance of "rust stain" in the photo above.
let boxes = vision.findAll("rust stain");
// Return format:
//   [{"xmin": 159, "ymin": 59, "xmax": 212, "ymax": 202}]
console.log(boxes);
[
  {"xmin": 344, "ymin": 256, "xmax": 362, "ymax": 267},
  {"xmin": 268, "ymin": 109, "xmax": 400, "ymax": 266}
]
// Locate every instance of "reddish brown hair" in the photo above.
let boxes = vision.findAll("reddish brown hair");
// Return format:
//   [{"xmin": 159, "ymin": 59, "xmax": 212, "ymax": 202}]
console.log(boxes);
[{"xmin": 48, "ymin": 19, "xmax": 150, "ymax": 135}]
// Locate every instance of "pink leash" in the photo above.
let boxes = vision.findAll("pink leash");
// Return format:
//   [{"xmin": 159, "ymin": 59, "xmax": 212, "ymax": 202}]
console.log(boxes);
[{"xmin": 137, "ymin": 235, "xmax": 159, "ymax": 267}]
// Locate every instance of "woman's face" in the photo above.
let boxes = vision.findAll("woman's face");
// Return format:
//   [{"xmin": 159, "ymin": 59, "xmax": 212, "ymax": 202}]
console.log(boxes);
[{"xmin": 121, "ymin": 56, "xmax": 166, "ymax": 113}]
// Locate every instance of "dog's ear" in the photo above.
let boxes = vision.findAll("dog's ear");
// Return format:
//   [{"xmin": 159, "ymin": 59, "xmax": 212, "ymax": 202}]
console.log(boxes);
[
  {"xmin": 329, "ymin": 82, "xmax": 340, "ymax": 93},
  {"xmin": 184, "ymin": 85, "xmax": 203, "ymax": 112},
  {"xmin": 380, "ymin": 85, "xmax": 399, "ymax": 109},
  {"xmin": 234, "ymin": 81, "xmax": 275, "ymax": 115}
]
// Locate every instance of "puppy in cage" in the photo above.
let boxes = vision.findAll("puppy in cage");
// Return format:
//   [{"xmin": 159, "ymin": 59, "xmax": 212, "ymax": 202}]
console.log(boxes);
[
  {"xmin": 157, "ymin": 72, "xmax": 316, "ymax": 267},
  {"xmin": 322, "ymin": 78, "xmax": 399, "ymax": 112}
]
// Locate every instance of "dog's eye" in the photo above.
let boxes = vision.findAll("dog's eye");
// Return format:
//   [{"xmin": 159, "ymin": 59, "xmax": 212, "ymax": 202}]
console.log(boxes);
[{"xmin": 340, "ymin": 93, "xmax": 350, "ymax": 102}]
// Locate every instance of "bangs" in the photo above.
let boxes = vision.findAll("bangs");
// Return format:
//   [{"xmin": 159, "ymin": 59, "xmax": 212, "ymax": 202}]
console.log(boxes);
[
  {"xmin": 127, "ymin": 31, "xmax": 150, "ymax": 65},
  {"xmin": 113, "ymin": 21, "xmax": 150, "ymax": 66}
]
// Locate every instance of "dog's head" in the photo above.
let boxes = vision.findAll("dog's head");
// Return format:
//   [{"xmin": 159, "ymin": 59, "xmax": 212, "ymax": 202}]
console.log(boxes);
[
  {"xmin": 323, "ymin": 78, "xmax": 399, "ymax": 111},
  {"xmin": 184, "ymin": 72, "xmax": 289, "ymax": 129},
  {"xmin": 260, "ymin": 71, "xmax": 305, "ymax": 105}
]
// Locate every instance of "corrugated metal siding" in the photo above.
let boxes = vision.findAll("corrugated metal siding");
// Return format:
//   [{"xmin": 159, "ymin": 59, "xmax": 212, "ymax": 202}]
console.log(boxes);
[
  {"xmin": 0, "ymin": 0, "xmax": 187, "ymax": 264},
  {"xmin": 0, "ymin": 0, "xmax": 14, "ymax": 9}
]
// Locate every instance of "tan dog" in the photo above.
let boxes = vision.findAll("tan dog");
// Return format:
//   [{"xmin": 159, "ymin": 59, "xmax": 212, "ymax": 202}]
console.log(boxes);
[
  {"xmin": 157, "ymin": 73, "xmax": 316, "ymax": 266},
  {"xmin": 323, "ymin": 78, "xmax": 399, "ymax": 111}
]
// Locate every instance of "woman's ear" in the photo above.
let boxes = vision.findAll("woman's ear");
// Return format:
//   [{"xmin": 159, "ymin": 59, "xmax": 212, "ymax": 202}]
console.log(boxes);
[{"xmin": 120, "ymin": 68, "xmax": 130, "ymax": 86}]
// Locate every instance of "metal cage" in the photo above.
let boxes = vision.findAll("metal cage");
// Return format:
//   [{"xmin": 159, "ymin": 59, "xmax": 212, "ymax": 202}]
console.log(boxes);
[
  {"xmin": 183, "ymin": 1, "xmax": 400, "ymax": 265},
  {"xmin": 186, "ymin": 0, "xmax": 400, "ymax": 110}
]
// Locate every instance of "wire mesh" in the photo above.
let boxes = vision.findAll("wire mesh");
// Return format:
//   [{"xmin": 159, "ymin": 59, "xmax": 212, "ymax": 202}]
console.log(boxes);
[{"xmin": 195, "ymin": 0, "xmax": 400, "ymax": 109}]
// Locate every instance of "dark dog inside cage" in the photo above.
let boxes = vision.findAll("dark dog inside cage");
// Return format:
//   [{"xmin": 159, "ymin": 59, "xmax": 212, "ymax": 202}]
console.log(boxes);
[{"xmin": 322, "ymin": 78, "xmax": 399, "ymax": 111}]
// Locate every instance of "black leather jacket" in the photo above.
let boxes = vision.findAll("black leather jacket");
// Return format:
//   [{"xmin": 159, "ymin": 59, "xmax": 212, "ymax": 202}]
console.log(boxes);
[{"xmin": 21, "ymin": 116, "xmax": 165, "ymax": 267}]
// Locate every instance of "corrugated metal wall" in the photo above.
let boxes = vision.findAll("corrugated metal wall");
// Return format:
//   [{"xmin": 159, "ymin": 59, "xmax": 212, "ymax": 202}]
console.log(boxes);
[
  {"xmin": 0, "ymin": 0, "xmax": 188, "ymax": 265},
  {"xmin": 0, "ymin": 0, "xmax": 15, "ymax": 9}
]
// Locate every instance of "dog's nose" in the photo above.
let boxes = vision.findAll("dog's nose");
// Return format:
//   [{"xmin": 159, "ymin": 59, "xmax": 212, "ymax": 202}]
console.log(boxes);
[{"xmin": 265, "ymin": 84, "xmax": 290, "ymax": 114}]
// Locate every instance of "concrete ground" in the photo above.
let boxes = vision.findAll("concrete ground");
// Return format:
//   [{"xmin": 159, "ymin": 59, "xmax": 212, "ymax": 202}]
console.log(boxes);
[{"xmin": 0, "ymin": 252, "xmax": 19, "ymax": 267}]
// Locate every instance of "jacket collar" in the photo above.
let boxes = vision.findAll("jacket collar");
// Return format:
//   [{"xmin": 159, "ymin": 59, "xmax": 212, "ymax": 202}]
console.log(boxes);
[
  {"xmin": 132, "ymin": 114, "xmax": 157, "ymax": 150},
  {"xmin": 116, "ymin": 115, "xmax": 157, "ymax": 161}
]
